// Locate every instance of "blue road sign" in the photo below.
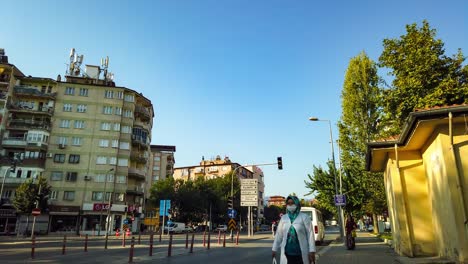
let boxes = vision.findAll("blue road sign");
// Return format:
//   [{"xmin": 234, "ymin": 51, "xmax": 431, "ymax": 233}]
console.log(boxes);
[
  {"xmin": 227, "ymin": 209, "xmax": 237, "ymax": 219},
  {"xmin": 123, "ymin": 218, "xmax": 129, "ymax": 224},
  {"xmin": 334, "ymin": 194, "xmax": 346, "ymax": 206},
  {"xmin": 159, "ymin": 200, "xmax": 171, "ymax": 216}
]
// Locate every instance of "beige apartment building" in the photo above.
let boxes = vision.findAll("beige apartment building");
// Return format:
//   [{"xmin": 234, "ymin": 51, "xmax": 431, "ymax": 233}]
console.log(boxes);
[
  {"xmin": 0, "ymin": 49, "xmax": 154, "ymax": 235},
  {"xmin": 147, "ymin": 145, "xmax": 176, "ymax": 189}
]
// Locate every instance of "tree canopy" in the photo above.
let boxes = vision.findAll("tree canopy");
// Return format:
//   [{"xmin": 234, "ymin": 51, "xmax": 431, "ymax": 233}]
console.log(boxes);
[{"xmin": 13, "ymin": 177, "xmax": 51, "ymax": 214}]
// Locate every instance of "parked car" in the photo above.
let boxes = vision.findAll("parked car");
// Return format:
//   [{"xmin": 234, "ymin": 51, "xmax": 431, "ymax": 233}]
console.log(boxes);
[
  {"xmin": 259, "ymin": 224, "xmax": 270, "ymax": 231},
  {"xmin": 216, "ymin": 225, "xmax": 227, "ymax": 232},
  {"xmin": 164, "ymin": 222, "xmax": 186, "ymax": 234},
  {"xmin": 301, "ymin": 207, "xmax": 326, "ymax": 244},
  {"xmin": 184, "ymin": 226, "xmax": 194, "ymax": 233}
]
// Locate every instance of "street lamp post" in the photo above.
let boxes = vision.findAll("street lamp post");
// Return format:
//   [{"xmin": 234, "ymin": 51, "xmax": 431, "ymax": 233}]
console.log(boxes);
[
  {"xmin": 309, "ymin": 117, "xmax": 345, "ymax": 240},
  {"xmin": 98, "ymin": 168, "xmax": 114, "ymax": 236}
]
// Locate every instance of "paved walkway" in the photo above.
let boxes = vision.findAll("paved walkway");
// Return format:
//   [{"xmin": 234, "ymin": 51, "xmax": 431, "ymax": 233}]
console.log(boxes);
[{"xmin": 317, "ymin": 232, "xmax": 398, "ymax": 264}]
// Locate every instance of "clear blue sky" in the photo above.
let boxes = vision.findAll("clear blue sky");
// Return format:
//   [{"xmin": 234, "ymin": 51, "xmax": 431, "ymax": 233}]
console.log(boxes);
[{"xmin": 2, "ymin": 0, "xmax": 466, "ymax": 198}]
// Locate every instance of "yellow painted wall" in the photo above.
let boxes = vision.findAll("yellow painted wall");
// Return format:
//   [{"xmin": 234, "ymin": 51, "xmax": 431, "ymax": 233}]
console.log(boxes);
[{"xmin": 423, "ymin": 125, "xmax": 468, "ymax": 262}]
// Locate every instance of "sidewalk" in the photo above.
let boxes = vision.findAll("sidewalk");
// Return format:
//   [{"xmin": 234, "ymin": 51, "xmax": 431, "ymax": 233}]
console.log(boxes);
[{"xmin": 317, "ymin": 232, "xmax": 398, "ymax": 264}]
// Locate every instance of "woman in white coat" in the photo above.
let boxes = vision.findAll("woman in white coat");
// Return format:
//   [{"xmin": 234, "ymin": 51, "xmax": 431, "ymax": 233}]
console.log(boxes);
[{"xmin": 272, "ymin": 195, "xmax": 316, "ymax": 264}]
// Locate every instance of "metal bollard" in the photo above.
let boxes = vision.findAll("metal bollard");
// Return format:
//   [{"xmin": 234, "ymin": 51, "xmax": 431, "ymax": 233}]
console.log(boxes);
[
  {"xmin": 190, "ymin": 233, "xmax": 195, "ymax": 253},
  {"xmin": 129, "ymin": 237, "xmax": 135, "ymax": 263},
  {"xmin": 84, "ymin": 234, "xmax": 88, "ymax": 252},
  {"xmin": 203, "ymin": 230, "xmax": 206, "ymax": 247},
  {"xmin": 185, "ymin": 232, "xmax": 189, "ymax": 249},
  {"xmin": 31, "ymin": 235, "xmax": 36, "ymax": 259},
  {"xmin": 159, "ymin": 229, "xmax": 162, "ymax": 242},
  {"xmin": 62, "ymin": 235, "xmax": 67, "ymax": 255},
  {"xmin": 149, "ymin": 233, "xmax": 154, "ymax": 256},
  {"xmin": 138, "ymin": 233, "xmax": 141, "ymax": 245},
  {"xmin": 236, "ymin": 230, "xmax": 239, "ymax": 245},
  {"xmin": 218, "ymin": 230, "xmax": 221, "ymax": 244},
  {"xmin": 167, "ymin": 233, "xmax": 173, "ymax": 257},
  {"xmin": 223, "ymin": 232, "xmax": 226, "ymax": 247},
  {"xmin": 122, "ymin": 229, "xmax": 127, "ymax": 247},
  {"xmin": 207, "ymin": 231, "xmax": 211, "ymax": 250}
]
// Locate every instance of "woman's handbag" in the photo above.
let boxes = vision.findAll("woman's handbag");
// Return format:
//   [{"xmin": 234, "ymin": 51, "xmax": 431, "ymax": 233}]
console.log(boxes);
[{"xmin": 352, "ymin": 230, "xmax": 357, "ymax": 237}]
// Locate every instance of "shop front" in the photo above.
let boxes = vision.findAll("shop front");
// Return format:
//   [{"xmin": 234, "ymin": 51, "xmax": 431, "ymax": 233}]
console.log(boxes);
[
  {"xmin": 0, "ymin": 208, "xmax": 17, "ymax": 235},
  {"xmin": 80, "ymin": 203, "xmax": 126, "ymax": 236},
  {"xmin": 48, "ymin": 205, "xmax": 80, "ymax": 234}
]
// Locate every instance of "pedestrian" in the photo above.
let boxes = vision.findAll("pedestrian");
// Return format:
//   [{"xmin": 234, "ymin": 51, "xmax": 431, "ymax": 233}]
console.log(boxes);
[
  {"xmin": 272, "ymin": 195, "xmax": 316, "ymax": 264},
  {"xmin": 272, "ymin": 222, "xmax": 277, "ymax": 238}
]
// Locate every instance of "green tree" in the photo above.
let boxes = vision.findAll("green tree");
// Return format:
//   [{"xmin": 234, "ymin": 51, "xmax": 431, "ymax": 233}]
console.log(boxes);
[
  {"xmin": 304, "ymin": 162, "xmax": 338, "ymax": 216},
  {"xmin": 379, "ymin": 20, "xmax": 468, "ymax": 134}
]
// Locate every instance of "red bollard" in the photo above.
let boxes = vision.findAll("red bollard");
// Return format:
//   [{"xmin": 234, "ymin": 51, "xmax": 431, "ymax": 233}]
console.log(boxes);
[
  {"xmin": 218, "ymin": 230, "xmax": 221, "ymax": 245},
  {"xmin": 122, "ymin": 229, "xmax": 127, "ymax": 247},
  {"xmin": 167, "ymin": 233, "xmax": 173, "ymax": 257},
  {"xmin": 129, "ymin": 237, "xmax": 135, "ymax": 263},
  {"xmin": 84, "ymin": 234, "xmax": 88, "ymax": 252},
  {"xmin": 62, "ymin": 235, "xmax": 67, "ymax": 255},
  {"xmin": 190, "ymin": 233, "xmax": 195, "ymax": 253},
  {"xmin": 223, "ymin": 232, "xmax": 226, "ymax": 247},
  {"xmin": 31, "ymin": 235, "xmax": 35, "ymax": 259},
  {"xmin": 185, "ymin": 232, "xmax": 189, "ymax": 249},
  {"xmin": 149, "ymin": 233, "xmax": 154, "ymax": 256},
  {"xmin": 203, "ymin": 230, "xmax": 206, "ymax": 247},
  {"xmin": 236, "ymin": 231, "xmax": 239, "ymax": 245},
  {"xmin": 207, "ymin": 231, "xmax": 211, "ymax": 250}
]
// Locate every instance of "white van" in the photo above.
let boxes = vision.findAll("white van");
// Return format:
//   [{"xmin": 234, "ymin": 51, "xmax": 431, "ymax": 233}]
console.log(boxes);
[
  {"xmin": 301, "ymin": 207, "xmax": 325, "ymax": 244},
  {"xmin": 164, "ymin": 222, "xmax": 186, "ymax": 234}
]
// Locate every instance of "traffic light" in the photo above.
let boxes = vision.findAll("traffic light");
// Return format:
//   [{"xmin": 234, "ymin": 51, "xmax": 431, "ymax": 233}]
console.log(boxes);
[
  {"xmin": 277, "ymin": 157, "xmax": 283, "ymax": 170},
  {"xmin": 227, "ymin": 196, "xmax": 233, "ymax": 210}
]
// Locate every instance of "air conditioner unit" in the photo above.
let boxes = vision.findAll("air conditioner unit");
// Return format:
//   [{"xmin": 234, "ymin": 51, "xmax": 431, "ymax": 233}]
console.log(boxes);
[
  {"xmin": 46, "ymin": 153, "xmax": 53, "ymax": 158},
  {"xmin": 59, "ymin": 143, "xmax": 66, "ymax": 149},
  {"xmin": 84, "ymin": 175, "xmax": 91, "ymax": 181}
]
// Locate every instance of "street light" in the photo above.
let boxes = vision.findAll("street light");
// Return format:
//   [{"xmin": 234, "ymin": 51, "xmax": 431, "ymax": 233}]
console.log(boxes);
[
  {"xmin": 309, "ymin": 117, "xmax": 345, "ymax": 240},
  {"xmin": 104, "ymin": 167, "xmax": 117, "ymax": 248},
  {"xmin": 98, "ymin": 168, "xmax": 114, "ymax": 236}
]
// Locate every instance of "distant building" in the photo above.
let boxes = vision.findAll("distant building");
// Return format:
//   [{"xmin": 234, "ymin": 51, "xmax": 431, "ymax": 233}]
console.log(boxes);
[{"xmin": 268, "ymin": 195, "xmax": 286, "ymax": 207}]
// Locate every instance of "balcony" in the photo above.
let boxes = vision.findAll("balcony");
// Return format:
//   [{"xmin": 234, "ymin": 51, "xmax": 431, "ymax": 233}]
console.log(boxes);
[
  {"xmin": 14, "ymin": 86, "xmax": 57, "ymax": 99},
  {"xmin": 131, "ymin": 135, "xmax": 149, "ymax": 149},
  {"xmin": 128, "ymin": 168, "xmax": 146, "ymax": 180},
  {"xmin": 0, "ymin": 74, "xmax": 10, "ymax": 87},
  {"xmin": 134, "ymin": 105, "xmax": 151, "ymax": 121},
  {"xmin": 7, "ymin": 119, "xmax": 51, "ymax": 131},
  {"xmin": 1, "ymin": 137, "xmax": 48, "ymax": 149},
  {"xmin": 126, "ymin": 185, "xmax": 144, "ymax": 196},
  {"xmin": 0, "ymin": 91, "xmax": 7, "ymax": 100},
  {"xmin": 130, "ymin": 153, "xmax": 147, "ymax": 164},
  {"xmin": 8, "ymin": 102, "xmax": 54, "ymax": 116},
  {"xmin": 0, "ymin": 157, "xmax": 46, "ymax": 168}
]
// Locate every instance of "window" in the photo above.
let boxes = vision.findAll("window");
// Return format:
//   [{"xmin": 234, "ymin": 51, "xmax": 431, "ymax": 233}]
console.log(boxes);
[
  {"xmin": 109, "ymin": 157, "xmax": 117, "ymax": 165},
  {"xmin": 103, "ymin": 106, "xmax": 113, "ymax": 114},
  {"xmin": 66, "ymin": 172, "xmax": 77, "ymax": 182},
  {"xmin": 74, "ymin": 120, "xmax": 85, "ymax": 129},
  {"xmin": 107, "ymin": 174, "xmax": 114, "ymax": 183},
  {"xmin": 92, "ymin": 191, "xmax": 104, "ymax": 201},
  {"xmin": 65, "ymin": 87, "xmax": 75, "ymax": 95},
  {"xmin": 57, "ymin": 137, "xmax": 68, "ymax": 145},
  {"xmin": 123, "ymin": 110, "xmax": 133, "ymax": 118},
  {"xmin": 77, "ymin": 104, "xmax": 87, "ymax": 113},
  {"xmin": 51, "ymin": 171, "xmax": 63, "ymax": 181},
  {"xmin": 113, "ymin": 123, "xmax": 121, "ymax": 131},
  {"xmin": 124, "ymin": 94, "xmax": 134, "ymax": 102},
  {"xmin": 99, "ymin": 139, "xmax": 109, "ymax": 147},
  {"xmin": 154, "ymin": 156, "xmax": 161, "ymax": 162},
  {"xmin": 63, "ymin": 191, "xmax": 75, "ymax": 201},
  {"xmin": 96, "ymin": 156, "xmax": 107, "ymax": 164},
  {"xmin": 95, "ymin": 174, "xmax": 105, "ymax": 182},
  {"xmin": 153, "ymin": 175, "xmax": 160, "ymax": 181},
  {"xmin": 121, "ymin": 126, "xmax": 131, "ymax": 133},
  {"xmin": 115, "ymin": 107, "xmax": 122, "ymax": 115},
  {"xmin": 63, "ymin": 103, "xmax": 72, "ymax": 112},
  {"xmin": 50, "ymin": 190, "xmax": 58, "ymax": 200},
  {"xmin": 54, "ymin": 154, "xmax": 65, "ymax": 163},
  {"xmin": 117, "ymin": 158, "xmax": 128, "ymax": 166},
  {"xmin": 69, "ymin": 154, "xmax": 80, "ymax": 164},
  {"xmin": 104, "ymin": 90, "xmax": 114, "ymax": 98},
  {"xmin": 79, "ymin": 88, "xmax": 89, "ymax": 96},
  {"xmin": 60, "ymin": 120, "xmax": 71, "ymax": 128},
  {"xmin": 116, "ymin": 175, "xmax": 126, "ymax": 184},
  {"xmin": 111, "ymin": 140, "xmax": 119, "ymax": 148},
  {"xmin": 115, "ymin": 193, "xmax": 125, "ymax": 202},
  {"xmin": 117, "ymin": 91, "xmax": 124, "ymax": 99},
  {"xmin": 153, "ymin": 165, "xmax": 160, "ymax": 171},
  {"xmin": 72, "ymin": 137, "xmax": 82, "ymax": 146},
  {"xmin": 119, "ymin": 142, "xmax": 130, "ymax": 150},
  {"xmin": 101, "ymin": 122, "xmax": 111, "ymax": 131}
]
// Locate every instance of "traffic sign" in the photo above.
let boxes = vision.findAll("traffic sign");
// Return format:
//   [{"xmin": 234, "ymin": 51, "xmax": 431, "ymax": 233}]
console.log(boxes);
[
  {"xmin": 159, "ymin": 200, "xmax": 171, "ymax": 216},
  {"xmin": 241, "ymin": 179, "xmax": 258, "ymax": 207},
  {"xmin": 32, "ymin": 208, "xmax": 41, "ymax": 216},
  {"xmin": 123, "ymin": 218, "xmax": 129, "ymax": 224},
  {"xmin": 334, "ymin": 194, "xmax": 346, "ymax": 206},
  {"xmin": 228, "ymin": 219, "xmax": 237, "ymax": 230},
  {"xmin": 227, "ymin": 209, "xmax": 237, "ymax": 219}
]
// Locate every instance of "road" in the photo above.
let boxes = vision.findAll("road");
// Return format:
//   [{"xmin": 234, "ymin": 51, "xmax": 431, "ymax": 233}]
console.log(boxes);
[{"xmin": 0, "ymin": 227, "xmax": 340, "ymax": 263}]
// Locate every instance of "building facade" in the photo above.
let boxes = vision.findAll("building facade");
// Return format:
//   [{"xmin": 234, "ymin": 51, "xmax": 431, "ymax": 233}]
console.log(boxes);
[
  {"xmin": 0, "ymin": 49, "xmax": 154, "ymax": 235},
  {"xmin": 367, "ymin": 105, "xmax": 468, "ymax": 263},
  {"xmin": 267, "ymin": 196, "xmax": 286, "ymax": 207}
]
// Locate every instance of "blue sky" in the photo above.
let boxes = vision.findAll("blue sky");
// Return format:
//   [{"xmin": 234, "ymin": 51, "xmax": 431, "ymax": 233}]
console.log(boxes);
[{"xmin": 2, "ymin": 0, "xmax": 466, "ymax": 198}]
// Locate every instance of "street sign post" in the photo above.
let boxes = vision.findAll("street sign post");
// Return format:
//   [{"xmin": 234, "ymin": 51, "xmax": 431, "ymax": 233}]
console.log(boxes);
[
  {"xmin": 240, "ymin": 179, "xmax": 258, "ymax": 207},
  {"xmin": 227, "ymin": 209, "xmax": 237, "ymax": 219},
  {"xmin": 334, "ymin": 194, "xmax": 346, "ymax": 206},
  {"xmin": 159, "ymin": 200, "xmax": 171, "ymax": 236},
  {"xmin": 228, "ymin": 219, "xmax": 237, "ymax": 231}
]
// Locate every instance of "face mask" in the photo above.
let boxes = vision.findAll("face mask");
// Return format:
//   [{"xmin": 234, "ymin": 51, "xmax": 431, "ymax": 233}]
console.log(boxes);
[{"xmin": 286, "ymin": 205, "xmax": 297, "ymax": 213}]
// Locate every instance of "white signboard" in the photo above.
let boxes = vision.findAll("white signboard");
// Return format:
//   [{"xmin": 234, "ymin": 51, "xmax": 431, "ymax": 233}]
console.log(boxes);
[{"xmin": 241, "ymin": 179, "xmax": 258, "ymax": 207}]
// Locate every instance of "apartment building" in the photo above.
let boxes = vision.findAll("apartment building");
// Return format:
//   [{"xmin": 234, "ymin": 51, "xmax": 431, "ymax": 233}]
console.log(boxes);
[{"xmin": 0, "ymin": 49, "xmax": 154, "ymax": 235}]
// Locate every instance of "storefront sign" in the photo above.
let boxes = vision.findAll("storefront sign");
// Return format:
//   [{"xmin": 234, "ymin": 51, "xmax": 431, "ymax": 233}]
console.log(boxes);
[
  {"xmin": 93, "ymin": 203, "xmax": 111, "ymax": 211},
  {"xmin": 0, "ymin": 209, "xmax": 16, "ymax": 217},
  {"xmin": 49, "ymin": 205, "xmax": 80, "ymax": 213}
]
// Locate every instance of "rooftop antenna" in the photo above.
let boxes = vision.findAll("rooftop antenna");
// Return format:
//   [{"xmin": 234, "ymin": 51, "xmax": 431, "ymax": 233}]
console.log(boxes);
[{"xmin": 68, "ymin": 48, "xmax": 84, "ymax": 76}]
